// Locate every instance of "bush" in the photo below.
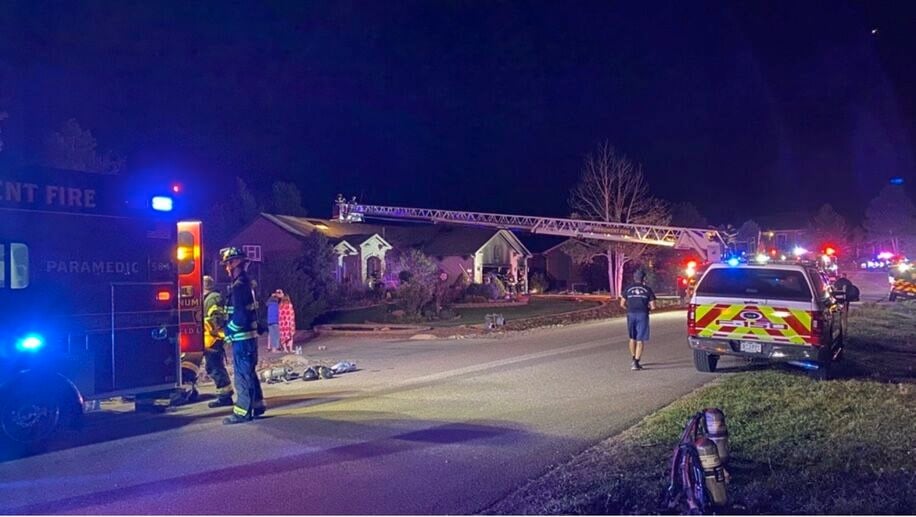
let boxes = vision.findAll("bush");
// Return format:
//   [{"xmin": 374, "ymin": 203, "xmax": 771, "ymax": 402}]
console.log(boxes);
[
  {"xmin": 489, "ymin": 275, "xmax": 507, "ymax": 299},
  {"xmin": 259, "ymin": 232, "xmax": 337, "ymax": 329},
  {"xmin": 387, "ymin": 249, "xmax": 439, "ymax": 316},
  {"xmin": 529, "ymin": 271, "xmax": 550, "ymax": 293},
  {"xmin": 462, "ymin": 294, "xmax": 489, "ymax": 304}
]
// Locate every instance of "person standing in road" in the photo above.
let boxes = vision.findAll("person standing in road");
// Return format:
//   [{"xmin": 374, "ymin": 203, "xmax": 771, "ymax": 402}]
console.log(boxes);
[
  {"xmin": 278, "ymin": 292, "xmax": 296, "ymax": 353},
  {"xmin": 219, "ymin": 247, "xmax": 266, "ymax": 424},
  {"xmin": 620, "ymin": 270, "xmax": 657, "ymax": 371},
  {"xmin": 202, "ymin": 275, "xmax": 234, "ymax": 408},
  {"xmin": 266, "ymin": 290, "xmax": 281, "ymax": 353}
]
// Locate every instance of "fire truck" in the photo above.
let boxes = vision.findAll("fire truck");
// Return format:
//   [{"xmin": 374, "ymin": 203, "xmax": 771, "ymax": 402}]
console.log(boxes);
[{"xmin": 0, "ymin": 166, "xmax": 204, "ymax": 448}]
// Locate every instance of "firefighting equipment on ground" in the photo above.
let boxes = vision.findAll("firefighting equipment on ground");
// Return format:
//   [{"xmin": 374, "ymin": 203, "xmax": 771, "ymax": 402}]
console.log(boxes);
[
  {"xmin": 664, "ymin": 408, "xmax": 730, "ymax": 514},
  {"xmin": 255, "ymin": 360, "xmax": 358, "ymax": 384}
]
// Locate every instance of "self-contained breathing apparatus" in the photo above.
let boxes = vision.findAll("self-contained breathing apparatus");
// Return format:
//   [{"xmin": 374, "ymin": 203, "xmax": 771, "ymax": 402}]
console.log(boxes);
[{"xmin": 663, "ymin": 408, "xmax": 730, "ymax": 515}]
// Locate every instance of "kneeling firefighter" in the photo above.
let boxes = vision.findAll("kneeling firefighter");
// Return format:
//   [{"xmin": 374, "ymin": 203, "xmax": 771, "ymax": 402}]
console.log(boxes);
[
  {"xmin": 202, "ymin": 275, "xmax": 234, "ymax": 408},
  {"xmin": 220, "ymin": 247, "xmax": 266, "ymax": 425}
]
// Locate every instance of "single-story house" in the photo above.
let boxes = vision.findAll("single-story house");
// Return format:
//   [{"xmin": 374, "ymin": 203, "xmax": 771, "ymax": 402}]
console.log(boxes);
[{"xmin": 225, "ymin": 213, "xmax": 533, "ymax": 293}]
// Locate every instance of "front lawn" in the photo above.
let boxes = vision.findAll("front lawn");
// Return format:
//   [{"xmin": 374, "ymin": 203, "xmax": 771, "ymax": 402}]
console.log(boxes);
[
  {"xmin": 314, "ymin": 297, "xmax": 601, "ymax": 328},
  {"xmin": 487, "ymin": 302, "xmax": 916, "ymax": 515}
]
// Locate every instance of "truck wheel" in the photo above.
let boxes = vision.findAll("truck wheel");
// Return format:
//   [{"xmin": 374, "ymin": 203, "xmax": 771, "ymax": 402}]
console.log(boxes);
[
  {"xmin": 811, "ymin": 361, "xmax": 832, "ymax": 381},
  {"xmin": 0, "ymin": 388, "xmax": 62, "ymax": 449},
  {"xmin": 693, "ymin": 350, "xmax": 719, "ymax": 373}
]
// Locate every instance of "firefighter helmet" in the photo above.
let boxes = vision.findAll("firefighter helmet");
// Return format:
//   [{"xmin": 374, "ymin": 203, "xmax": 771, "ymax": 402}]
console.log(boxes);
[
  {"xmin": 203, "ymin": 275, "xmax": 215, "ymax": 291},
  {"xmin": 219, "ymin": 247, "xmax": 248, "ymax": 264}
]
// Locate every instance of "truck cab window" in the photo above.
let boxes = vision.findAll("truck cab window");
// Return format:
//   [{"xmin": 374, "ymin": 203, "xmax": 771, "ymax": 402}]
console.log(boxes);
[
  {"xmin": 1, "ymin": 243, "xmax": 29, "ymax": 289},
  {"xmin": 11, "ymin": 243, "xmax": 29, "ymax": 289}
]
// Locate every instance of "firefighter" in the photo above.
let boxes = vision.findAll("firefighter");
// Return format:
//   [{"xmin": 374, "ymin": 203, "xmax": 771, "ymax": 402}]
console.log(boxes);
[
  {"xmin": 202, "ymin": 275, "xmax": 234, "ymax": 408},
  {"xmin": 219, "ymin": 247, "xmax": 266, "ymax": 424}
]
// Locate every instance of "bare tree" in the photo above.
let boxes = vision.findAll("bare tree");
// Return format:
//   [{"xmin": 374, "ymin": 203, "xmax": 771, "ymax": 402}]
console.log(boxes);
[
  {"xmin": 40, "ymin": 118, "xmax": 125, "ymax": 173},
  {"xmin": 568, "ymin": 142, "xmax": 669, "ymax": 297}
]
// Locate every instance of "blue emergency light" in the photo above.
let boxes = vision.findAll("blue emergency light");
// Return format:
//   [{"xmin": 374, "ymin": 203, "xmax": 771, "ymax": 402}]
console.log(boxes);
[
  {"xmin": 15, "ymin": 333, "xmax": 44, "ymax": 352},
  {"xmin": 151, "ymin": 196, "xmax": 174, "ymax": 212},
  {"xmin": 727, "ymin": 257, "xmax": 740, "ymax": 267}
]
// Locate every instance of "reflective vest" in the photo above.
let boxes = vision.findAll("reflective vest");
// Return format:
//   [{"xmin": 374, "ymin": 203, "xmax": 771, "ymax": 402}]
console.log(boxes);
[
  {"xmin": 203, "ymin": 290, "xmax": 226, "ymax": 349},
  {"xmin": 225, "ymin": 271, "xmax": 259, "ymax": 342}
]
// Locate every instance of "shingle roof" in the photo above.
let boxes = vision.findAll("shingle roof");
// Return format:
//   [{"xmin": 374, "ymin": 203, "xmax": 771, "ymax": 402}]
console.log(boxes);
[{"xmin": 260, "ymin": 213, "xmax": 528, "ymax": 257}]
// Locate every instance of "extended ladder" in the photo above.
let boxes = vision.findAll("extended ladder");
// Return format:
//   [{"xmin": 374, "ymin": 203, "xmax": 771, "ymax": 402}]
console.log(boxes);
[{"xmin": 334, "ymin": 197, "xmax": 725, "ymax": 261}]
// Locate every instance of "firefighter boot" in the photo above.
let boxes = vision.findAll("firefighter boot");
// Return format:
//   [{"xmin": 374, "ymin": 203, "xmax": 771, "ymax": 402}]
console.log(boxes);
[
  {"xmin": 223, "ymin": 413, "xmax": 253, "ymax": 425},
  {"xmin": 208, "ymin": 397, "xmax": 234, "ymax": 409}
]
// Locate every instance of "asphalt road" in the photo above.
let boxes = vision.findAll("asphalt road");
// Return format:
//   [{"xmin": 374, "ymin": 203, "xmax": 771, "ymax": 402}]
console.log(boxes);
[{"xmin": 0, "ymin": 311, "xmax": 737, "ymax": 515}]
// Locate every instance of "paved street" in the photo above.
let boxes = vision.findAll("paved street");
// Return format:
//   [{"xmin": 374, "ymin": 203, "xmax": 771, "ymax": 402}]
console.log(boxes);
[{"xmin": 1, "ymin": 311, "xmax": 740, "ymax": 515}]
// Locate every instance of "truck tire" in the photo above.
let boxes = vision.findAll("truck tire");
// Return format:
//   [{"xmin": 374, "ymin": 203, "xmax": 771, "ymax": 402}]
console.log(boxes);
[
  {"xmin": 811, "ymin": 361, "xmax": 832, "ymax": 381},
  {"xmin": 0, "ymin": 386, "xmax": 63, "ymax": 451},
  {"xmin": 693, "ymin": 350, "xmax": 719, "ymax": 373}
]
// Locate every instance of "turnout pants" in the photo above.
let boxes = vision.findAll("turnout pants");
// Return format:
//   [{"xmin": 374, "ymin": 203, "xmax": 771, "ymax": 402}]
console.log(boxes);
[
  {"xmin": 231, "ymin": 337, "xmax": 265, "ymax": 418},
  {"xmin": 203, "ymin": 342, "xmax": 233, "ymax": 401}
]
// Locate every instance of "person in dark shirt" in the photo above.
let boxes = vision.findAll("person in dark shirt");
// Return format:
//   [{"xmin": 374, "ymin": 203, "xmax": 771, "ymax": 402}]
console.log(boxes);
[{"xmin": 619, "ymin": 270, "xmax": 657, "ymax": 370}]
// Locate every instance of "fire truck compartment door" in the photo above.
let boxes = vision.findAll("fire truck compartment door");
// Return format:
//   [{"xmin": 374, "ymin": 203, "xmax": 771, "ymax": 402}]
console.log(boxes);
[{"xmin": 111, "ymin": 282, "xmax": 179, "ymax": 391}]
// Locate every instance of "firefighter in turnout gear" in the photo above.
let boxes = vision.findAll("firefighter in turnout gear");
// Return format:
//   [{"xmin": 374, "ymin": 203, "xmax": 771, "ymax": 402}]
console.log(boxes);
[
  {"xmin": 219, "ymin": 247, "xmax": 266, "ymax": 424},
  {"xmin": 203, "ymin": 275, "xmax": 234, "ymax": 408}
]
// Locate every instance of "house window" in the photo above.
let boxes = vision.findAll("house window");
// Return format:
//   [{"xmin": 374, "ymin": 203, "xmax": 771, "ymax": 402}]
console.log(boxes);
[
  {"xmin": 366, "ymin": 256, "xmax": 382, "ymax": 281},
  {"xmin": 776, "ymin": 234, "xmax": 787, "ymax": 250},
  {"xmin": 0, "ymin": 243, "xmax": 30, "ymax": 289}
]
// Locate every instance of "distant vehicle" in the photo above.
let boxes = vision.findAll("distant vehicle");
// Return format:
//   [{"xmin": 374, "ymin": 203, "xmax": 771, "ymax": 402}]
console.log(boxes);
[
  {"xmin": 687, "ymin": 261, "xmax": 844, "ymax": 380},
  {"xmin": 888, "ymin": 261, "xmax": 915, "ymax": 302},
  {"xmin": 860, "ymin": 252, "xmax": 904, "ymax": 272},
  {"xmin": 0, "ymin": 167, "xmax": 203, "ymax": 449}
]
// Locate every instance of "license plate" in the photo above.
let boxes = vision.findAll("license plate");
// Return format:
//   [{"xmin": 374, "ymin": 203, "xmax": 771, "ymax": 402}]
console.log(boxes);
[{"xmin": 740, "ymin": 341, "xmax": 762, "ymax": 353}]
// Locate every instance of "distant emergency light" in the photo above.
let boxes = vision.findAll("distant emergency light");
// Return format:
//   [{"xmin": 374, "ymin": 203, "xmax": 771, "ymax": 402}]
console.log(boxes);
[
  {"xmin": 890, "ymin": 177, "xmax": 904, "ymax": 185},
  {"xmin": 16, "ymin": 333, "xmax": 44, "ymax": 352},
  {"xmin": 877, "ymin": 252, "xmax": 894, "ymax": 260},
  {"xmin": 793, "ymin": 247, "xmax": 808, "ymax": 257},
  {"xmin": 151, "ymin": 196, "xmax": 174, "ymax": 212},
  {"xmin": 727, "ymin": 258, "xmax": 740, "ymax": 267},
  {"xmin": 824, "ymin": 247, "xmax": 836, "ymax": 256}
]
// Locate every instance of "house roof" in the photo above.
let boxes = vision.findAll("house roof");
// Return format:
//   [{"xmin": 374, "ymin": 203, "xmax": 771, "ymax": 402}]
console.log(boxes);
[
  {"xmin": 515, "ymin": 234, "xmax": 569, "ymax": 254},
  {"xmin": 259, "ymin": 213, "xmax": 529, "ymax": 258},
  {"xmin": 261, "ymin": 213, "xmax": 386, "ymax": 239}
]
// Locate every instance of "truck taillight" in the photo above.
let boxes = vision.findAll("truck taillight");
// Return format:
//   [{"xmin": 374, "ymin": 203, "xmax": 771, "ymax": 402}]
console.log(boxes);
[
  {"xmin": 809, "ymin": 310, "xmax": 824, "ymax": 346},
  {"xmin": 687, "ymin": 303, "xmax": 697, "ymax": 335}
]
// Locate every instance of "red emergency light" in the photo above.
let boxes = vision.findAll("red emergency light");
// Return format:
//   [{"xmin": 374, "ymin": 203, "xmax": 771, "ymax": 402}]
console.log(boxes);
[
  {"xmin": 156, "ymin": 290, "xmax": 172, "ymax": 302},
  {"xmin": 824, "ymin": 247, "xmax": 836, "ymax": 256}
]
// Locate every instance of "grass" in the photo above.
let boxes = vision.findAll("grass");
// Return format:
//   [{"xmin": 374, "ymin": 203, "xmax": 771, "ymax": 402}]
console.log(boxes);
[
  {"xmin": 487, "ymin": 302, "xmax": 916, "ymax": 515},
  {"xmin": 314, "ymin": 298, "xmax": 602, "ymax": 328}
]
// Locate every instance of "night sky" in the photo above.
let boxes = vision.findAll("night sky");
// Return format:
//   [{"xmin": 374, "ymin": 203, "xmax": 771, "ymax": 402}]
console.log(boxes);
[{"xmin": 1, "ymin": 1, "xmax": 915, "ymax": 224}]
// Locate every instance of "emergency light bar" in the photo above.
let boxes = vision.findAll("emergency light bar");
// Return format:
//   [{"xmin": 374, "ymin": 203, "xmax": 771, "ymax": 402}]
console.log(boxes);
[{"xmin": 151, "ymin": 196, "xmax": 174, "ymax": 212}]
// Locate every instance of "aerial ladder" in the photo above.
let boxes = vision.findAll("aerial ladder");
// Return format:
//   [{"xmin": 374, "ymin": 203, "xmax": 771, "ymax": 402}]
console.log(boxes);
[{"xmin": 334, "ymin": 196, "xmax": 726, "ymax": 262}]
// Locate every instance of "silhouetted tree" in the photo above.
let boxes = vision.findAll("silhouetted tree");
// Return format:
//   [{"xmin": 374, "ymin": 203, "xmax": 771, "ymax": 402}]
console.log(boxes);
[
  {"xmin": 864, "ymin": 185, "xmax": 916, "ymax": 254},
  {"xmin": 270, "ymin": 181, "xmax": 307, "ymax": 216},
  {"xmin": 568, "ymin": 142, "xmax": 669, "ymax": 297},
  {"xmin": 40, "ymin": 119, "xmax": 124, "ymax": 173}
]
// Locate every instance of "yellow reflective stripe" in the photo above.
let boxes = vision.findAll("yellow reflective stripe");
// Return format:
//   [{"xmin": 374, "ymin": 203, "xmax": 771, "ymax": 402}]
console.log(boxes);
[
  {"xmin": 695, "ymin": 304, "xmax": 715, "ymax": 322},
  {"xmin": 790, "ymin": 309, "xmax": 811, "ymax": 331},
  {"xmin": 233, "ymin": 406, "xmax": 249, "ymax": 416}
]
